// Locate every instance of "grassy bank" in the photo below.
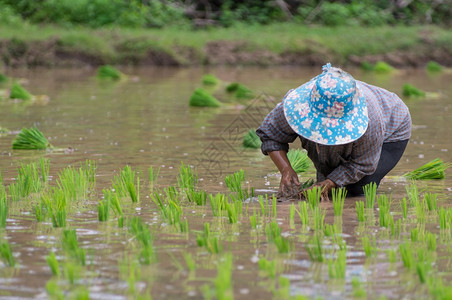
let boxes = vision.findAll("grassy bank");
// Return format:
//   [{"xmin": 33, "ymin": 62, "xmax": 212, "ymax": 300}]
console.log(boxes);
[{"xmin": 1, "ymin": 23, "xmax": 452, "ymax": 67}]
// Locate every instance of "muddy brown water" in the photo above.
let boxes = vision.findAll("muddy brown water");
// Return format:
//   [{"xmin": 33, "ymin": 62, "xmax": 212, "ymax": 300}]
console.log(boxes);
[{"xmin": 0, "ymin": 66, "xmax": 451, "ymax": 299}]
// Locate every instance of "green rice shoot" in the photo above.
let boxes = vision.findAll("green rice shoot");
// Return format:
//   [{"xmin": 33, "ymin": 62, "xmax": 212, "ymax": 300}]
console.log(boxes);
[
  {"xmin": 287, "ymin": 149, "xmax": 311, "ymax": 173},
  {"xmin": 9, "ymin": 82, "xmax": 32, "ymax": 100},
  {"xmin": 0, "ymin": 240, "xmax": 15, "ymax": 267},
  {"xmin": 189, "ymin": 88, "xmax": 221, "ymax": 107},
  {"xmin": 202, "ymin": 74, "xmax": 220, "ymax": 86},
  {"xmin": 12, "ymin": 127, "xmax": 52, "ymax": 150},
  {"xmin": 403, "ymin": 158, "xmax": 450, "ymax": 180},
  {"xmin": 242, "ymin": 129, "xmax": 261, "ymax": 149},
  {"xmin": 97, "ymin": 65, "xmax": 124, "ymax": 80},
  {"xmin": 426, "ymin": 61, "xmax": 443, "ymax": 73},
  {"xmin": 402, "ymin": 84, "xmax": 426, "ymax": 97}
]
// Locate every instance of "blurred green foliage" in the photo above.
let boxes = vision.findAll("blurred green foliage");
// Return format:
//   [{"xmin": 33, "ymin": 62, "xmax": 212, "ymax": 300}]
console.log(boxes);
[{"xmin": 0, "ymin": 0, "xmax": 451, "ymax": 28}]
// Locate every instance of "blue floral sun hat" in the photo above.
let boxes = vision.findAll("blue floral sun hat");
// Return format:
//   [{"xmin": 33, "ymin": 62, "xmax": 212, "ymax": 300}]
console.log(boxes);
[{"xmin": 283, "ymin": 63, "xmax": 368, "ymax": 145}]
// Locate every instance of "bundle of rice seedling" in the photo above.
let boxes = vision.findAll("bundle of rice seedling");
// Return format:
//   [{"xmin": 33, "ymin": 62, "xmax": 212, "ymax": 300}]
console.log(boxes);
[
  {"xmin": 202, "ymin": 74, "xmax": 220, "ymax": 86},
  {"xmin": 97, "ymin": 65, "xmax": 124, "ymax": 80},
  {"xmin": 287, "ymin": 149, "xmax": 312, "ymax": 173},
  {"xmin": 374, "ymin": 61, "xmax": 395, "ymax": 74},
  {"xmin": 243, "ymin": 129, "xmax": 261, "ymax": 149},
  {"xmin": 403, "ymin": 158, "xmax": 450, "ymax": 180},
  {"xmin": 12, "ymin": 127, "xmax": 52, "ymax": 150},
  {"xmin": 9, "ymin": 82, "xmax": 32, "ymax": 100},
  {"xmin": 189, "ymin": 88, "xmax": 221, "ymax": 107},
  {"xmin": 361, "ymin": 62, "xmax": 374, "ymax": 71},
  {"xmin": 226, "ymin": 82, "xmax": 254, "ymax": 99},
  {"xmin": 0, "ymin": 74, "xmax": 7, "ymax": 83},
  {"xmin": 402, "ymin": 84, "xmax": 426, "ymax": 97},
  {"xmin": 426, "ymin": 61, "xmax": 443, "ymax": 73}
]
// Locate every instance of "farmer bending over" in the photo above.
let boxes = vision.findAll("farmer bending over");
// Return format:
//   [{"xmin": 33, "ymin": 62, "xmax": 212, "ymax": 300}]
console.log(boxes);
[{"xmin": 256, "ymin": 63, "xmax": 411, "ymax": 201}]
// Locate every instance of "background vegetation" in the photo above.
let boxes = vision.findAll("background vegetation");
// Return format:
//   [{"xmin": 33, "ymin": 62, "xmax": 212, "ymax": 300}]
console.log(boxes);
[{"xmin": 0, "ymin": 0, "xmax": 451, "ymax": 29}]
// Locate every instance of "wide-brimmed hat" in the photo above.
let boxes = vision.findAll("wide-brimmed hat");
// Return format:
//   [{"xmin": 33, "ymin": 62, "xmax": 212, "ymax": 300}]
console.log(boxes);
[{"xmin": 283, "ymin": 63, "xmax": 368, "ymax": 145}]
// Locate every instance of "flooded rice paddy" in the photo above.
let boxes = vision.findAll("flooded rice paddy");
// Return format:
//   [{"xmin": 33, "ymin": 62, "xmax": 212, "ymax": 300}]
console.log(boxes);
[{"xmin": 0, "ymin": 66, "xmax": 452, "ymax": 299}]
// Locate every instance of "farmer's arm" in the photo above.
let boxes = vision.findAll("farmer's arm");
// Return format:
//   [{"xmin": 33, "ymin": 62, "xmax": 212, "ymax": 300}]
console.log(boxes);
[
  {"xmin": 327, "ymin": 124, "xmax": 384, "ymax": 187},
  {"xmin": 256, "ymin": 102, "xmax": 299, "ymax": 195}
]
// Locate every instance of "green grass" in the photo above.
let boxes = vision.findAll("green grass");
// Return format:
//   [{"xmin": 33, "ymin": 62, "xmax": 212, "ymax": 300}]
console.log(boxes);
[
  {"xmin": 12, "ymin": 127, "xmax": 52, "ymax": 150},
  {"xmin": 9, "ymin": 82, "xmax": 32, "ymax": 100},
  {"xmin": 189, "ymin": 88, "xmax": 222, "ymax": 107}
]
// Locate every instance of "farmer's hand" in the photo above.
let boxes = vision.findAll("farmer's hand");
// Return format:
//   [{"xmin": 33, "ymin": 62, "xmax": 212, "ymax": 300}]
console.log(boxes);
[
  {"xmin": 303, "ymin": 179, "xmax": 336, "ymax": 202},
  {"xmin": 278, "ymin": 167, "xmax": 301, "ymax": 198}
]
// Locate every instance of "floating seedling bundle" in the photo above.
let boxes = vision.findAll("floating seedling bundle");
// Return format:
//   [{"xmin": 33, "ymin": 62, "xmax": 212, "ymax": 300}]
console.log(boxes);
[
  {"xmin": 403, "ymin": 158, "xmax": 450, "ymax": 180},
  {"xmin": 403, "ymin": 84, "xmax": 426, "ymax": 97},
  {"xmin": 189, "ymin": 88, "xmax": 222, "ymax": 107},
  {"xmin": 97, "ymin": 65, "xmax": 125, "ymax": 80},
  {"xmin": 202, "ymin": 74, "xmax": 221, "ymax": 86},
  {"xmin": 242, "ymin": 129, "xmax": 261, "ymax": 149},
  {"xmin": 9, "ymin": 82, "xmax": 32, "ymax": 100},
  {"xmin": 426, "ymin": 61, "xmax": 443, "ymax": 73},
  {"xmin": 226, "ymin": 82, "xmax": 254, "ymax": 99},
  {"xmin": 12, "ymin": 127, "xmax": 52, "ymax": 150}
]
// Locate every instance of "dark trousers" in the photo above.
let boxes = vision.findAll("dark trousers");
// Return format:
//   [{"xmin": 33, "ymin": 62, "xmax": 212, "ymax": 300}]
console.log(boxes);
[{"xmin": 346, "ymin": 139, "xmax": 409, "ymax": 196}]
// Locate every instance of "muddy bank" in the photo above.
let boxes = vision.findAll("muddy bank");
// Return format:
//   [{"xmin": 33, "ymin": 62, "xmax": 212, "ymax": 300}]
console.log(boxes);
[{"xmin": 1, "ymin": 37, "xmax": 451, "ymax": 68}]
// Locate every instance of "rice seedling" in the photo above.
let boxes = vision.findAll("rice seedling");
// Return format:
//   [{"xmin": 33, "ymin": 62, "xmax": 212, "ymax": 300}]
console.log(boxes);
[
  {"xmin": 426, "ymin": 61, "xmax": 443, "ymax": 73},
  {"xmin": 225, "ymin": 169, "xmax": 245, "ymax": 193},
  {"xmin": 9, "ymin": 82, "xmax": 32, "ymax": 100},
  {"xmin": 9, "ymin": 160, "xmax": 47, "ymax": 201},
  {"xmin": 196, "ymin": 222, "xmax": 223, "ymax": 254},
  {"xmin": 63, "ymin": 261, "xmax": 80, "ymax": 284},
  {"xmin": 0, "ymin": 240, "xmax": 15, "ymax": 267},
  {"xmin": 438, "ymin": 207, "xmax": 449, "ymax": 230},
  {"xmin": 250, "ymin": 210, "xmax": 259, "ymax": 229},
  {"xmin": 177, "ymin": 162, "xmax": 197, "ymax": 192},
  {"xmin": 377, "ymin": 194, "xmax": 391, "ymax": 228},
  {"xmin": 389, "ymin": 216, "xmax": 402, "ymax": 238},
  {"xmin": 287, "ymin": 149, "xmax": 311, "ymax": 173},
  {"xmin": 363, "ymin": 182, "xmax": 377, "ymax": 209},
  {"xmin": 328, "ymin": 249, "xmax": 347, "ymax": 279},
  {"xmin": 387, "ymin": 248, "xmax": 397, "ymax": 264},
  {"xmin": 119, "ymin": 255, "xmax": 141, "ymax": 294},
  {"xmin": 403, "ymin": 158, "xmax": 450, "ymax": 180},
  {"xmin": 202, "ymin": 74, "xmax": 220, "ymax": 86},
  {"xmin": 214, "ymin": 254, "xmax": 234, "ymax": 300},
  {"xmin": 416, "ymin": 198, "xmax": 427, "ymax": 224},
  {"xmin": 406, "ymin": 183, "xmax": 419, "ymax": 206},
  {"xmin": 306, "ymin": 234, "xmax": 324, "ymax": 262},
  {"xmin": 209, "ymin": 193, "xmax": 227, "ymax": 217},
  {"xmin": 97, "ymin": 198, "xmax": 110, "ymax": 222},
  {"xmin": 361, "ymin": 236, "xmax": 376, "ymax": 258},
  {"xmin": 399, "ymin": 241, "xmax": 413, "ymax": 269},
  {"xmin": 45, "ymin": 279, "xmax": 63, "ymax": 299},
  {"xmin": 46, "ymin": 252, "xmax": 60, "ymax": 276},
  {"xmin": 296, "ymin": 201, "xmax": 309, "ymax": 226},
  {"xmin": 225, "ymin": 82, "xmax": 254, "ymax": 99},
  {"xmin": 112, "ymin": 165, "xmax": 140, "ymax": 202},
  {"xmin": 81, "ymin": 159, "xmax": 97, "ymax": 186},
  {"xmin": 258, "ymin": 258, "xmax": 277, "ymax": 279},
  {"xmin": 416, "ymin": 260, "xmax": 430, "ymax": 284},
  {"xmin": 424, "ymin": 193, "xmax": 438, "ymax": 211},
  {"xmin": 374, "ymin": 61, "xmax": 395, "ymax": 73},
  {"xmin": 425, "ymin": 232, "xmax": 437, "ymax": 251},
  {"xmin": 266, "ymin": 221, "xmax": 291, "ymax": 253},
  {"xmin": 97, "ymin": 65, "xmax": 124, "ymax": 80},
  {"xmin": 189, "ymin": 88, "xmax": 222, "ymax": 107},
  {"xmin": 33, "ymin": 202, "xmax": 47, "ymax": 222},
  {"xmin": 410, "ymin": 226, "xmax": 425, "ymax": 242},
  {"xmin": 103, "ymin": 189, "xmax": 122, "ymax": 216},
  {"xmin": 332, "ymin": 187, "xmax": 347, "ymax": 216},
  {"xmin": 42, "ymin": 189, "xmax": 67, "ymax": 228},
  {"xmin": 128, "ymin": 217, "xmax": 156, "ymax": 263},
  {"xmin": 242, "ymin": 129, "xmax": 261, "ymax": 149},
  {"xmin": 403, "ymin": 84, "xmax": 426, "ymax": 97},
  {"xmin": 272, "ymin": 194, "xmax": 277, "ymax": 218},
  {"xmin": 401, "ymin": 197, "xmax": 408, "ymax": 219},
  {"xmin": 183, "ymin": 253, "xmax": 196, "ymax": 274},
  {"xmin": 258, "ymin": 195, "xmax": 268, "ymax": 216},
  {"xmin": 164, "ymin": 186, "xmax": 179, "ymax": 202},
  {"xmin": 312, "ymin": 206, "xmax": 326, "ymax": 231},
  {"xmin": 0, "ymin": 74, "xmax": 7, "ymax": 83},
  {"xmin": 148, "ymin": 166, "xmax": 160, "ymax": 191},
  {"xmin": 289, "ymin": 203, "xmax": 295, "ymax": 228},
  {"xmin": 12, "ymin": 127, "xmax": 52, "ymax": 150},
  {"xmin": 225, "ymin": 200, "xmax": 241, "ymax": 224},
  {"xmin": 352, "ymin": 277, "xmax": 367, "ymax": 298},
  {"xmin": 186, "ymin": 189, "xmax": 207, "ymax": 205},
  {"xmin": 0, "ymin": 193, "xmax": 8, "ymax": 228},
  {"xmin": 62, "ymin": 229, "xmax": 86, "ymax": 265},
  {"xmin": 57, "ymin": 166, "xmax": 89, "ymax": 201},
  {"xmin": 356, "ymin": 201, "xmax": 365, "ymax": 222},
  {"xmin": 304, "ymin": 186, "xmax": 322, "ymax": 209},
  {"xmin": 39, "ymin": 158, "xmax": 50, "ymax": 184}
]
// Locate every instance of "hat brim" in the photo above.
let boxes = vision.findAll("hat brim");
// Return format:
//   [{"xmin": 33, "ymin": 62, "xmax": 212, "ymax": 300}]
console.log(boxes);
[{"xmin": 283, "ymin": 80, "xmax": 368, "ymax": 145}]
